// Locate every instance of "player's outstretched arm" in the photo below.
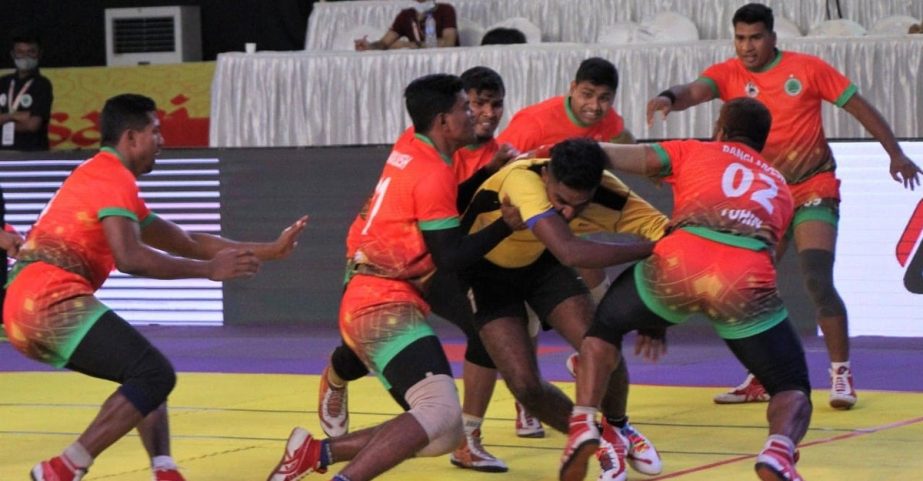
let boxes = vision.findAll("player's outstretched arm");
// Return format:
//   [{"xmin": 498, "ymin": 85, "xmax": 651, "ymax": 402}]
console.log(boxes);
[
  {"xmin": 599, "ymin": 143, "xmax": 660, "ymax": 177},
  {"xmin": 141, "ymin": 215, "xmax": 308, "ymax": 261},
  {"xmin": 104, "ymin": 216, "xmax": 260, "ymax": 281},
  {"xmin": 531, "ymin": 213, "xmax": 653, "ymax": 269},
  {"xmin": 646, "ymin": 79, "xmax": 714, "ymax": 127},
  {"xmin": 842, "ymin": 93, "xmax": 921, "ymax": 190}
]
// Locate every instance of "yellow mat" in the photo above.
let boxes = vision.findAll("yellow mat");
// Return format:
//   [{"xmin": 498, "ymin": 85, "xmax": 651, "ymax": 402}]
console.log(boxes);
[{"xmin": 2, "ymin": 372, "xmax": 922, "ymax": 480}]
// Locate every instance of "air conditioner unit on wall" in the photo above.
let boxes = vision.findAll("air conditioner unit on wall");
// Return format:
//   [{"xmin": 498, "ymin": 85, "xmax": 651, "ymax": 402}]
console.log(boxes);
[{"xmin": 105, "ymin": 6, "xmax": 201, "ymax": 66}]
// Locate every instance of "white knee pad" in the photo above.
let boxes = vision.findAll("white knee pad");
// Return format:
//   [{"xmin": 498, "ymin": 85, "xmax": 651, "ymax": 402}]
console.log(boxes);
[
  {"xmin": 589, "ymin": 274, "xmax": 613, "ymax": 305},
  {"xmin": 406, "ymin": 374, "xmax": 463, "ymax": 457},
  {"xmin": 526, "ymin": 304, "xmax": 542, "ymax": 338}
]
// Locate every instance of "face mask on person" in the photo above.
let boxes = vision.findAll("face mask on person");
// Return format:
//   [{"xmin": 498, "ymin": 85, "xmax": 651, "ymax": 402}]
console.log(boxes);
[
  {"xmin": 411, "ymin": 1, "xmax": 435, "ymax": 14},
  {"xmin": 14, "ymin": 57, "xmax": 38, "ymax": 71}
]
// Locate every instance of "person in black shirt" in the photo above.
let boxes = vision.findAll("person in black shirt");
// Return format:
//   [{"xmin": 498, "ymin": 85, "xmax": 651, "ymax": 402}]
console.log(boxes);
[{"xmin": 0, "ymin": 28, "xmax": 54, "ymax": 151}]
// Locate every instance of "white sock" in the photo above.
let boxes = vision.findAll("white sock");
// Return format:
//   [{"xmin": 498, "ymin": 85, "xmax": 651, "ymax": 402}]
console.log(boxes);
[
  {"xmin": 831, "ymin": 361, "xmax": 850, "ymax": 372},
  {"xmin": 572, "ymin": 405, "xmax": 598, "ymax": 418},
  {"xmin": 63, "ymin": 442, "xmax": 93, "ymax": 470},
  {"xmin": 461, "ymin": 414, "xmax": 483, "ymax": 436},
  {"xmin": 766, "ymin": 434, "xmax": 795, "ymax": 454},
  {"xmin": 152, "ymin": 455, "xmax": 177, "ymax": 471}
]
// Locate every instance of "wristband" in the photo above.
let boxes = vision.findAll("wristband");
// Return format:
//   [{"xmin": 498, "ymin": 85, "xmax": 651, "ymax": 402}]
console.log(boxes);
[{"xmin": 657, "ymin": 90, "xmax": 676, "ymax": 105}]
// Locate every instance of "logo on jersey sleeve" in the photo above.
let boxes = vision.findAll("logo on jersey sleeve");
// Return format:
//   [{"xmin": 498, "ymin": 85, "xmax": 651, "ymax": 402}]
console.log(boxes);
[
  {"xmin": 386, "ymin": 151, "xmax": 413, "ymax": 169},
  {"xmin": 745, "ymin": 82, "xmax": 759, "ymax": 98},
  {"xmin": 784, "ymin": 76, "xmax": 803, "ymax": 96}
]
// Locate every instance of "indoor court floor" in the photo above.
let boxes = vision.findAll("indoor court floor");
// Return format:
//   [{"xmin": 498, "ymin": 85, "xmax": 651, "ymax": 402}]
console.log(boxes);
[{"xmin": 2, "ymin": 324, "xmax": 922, "ymax": 481}]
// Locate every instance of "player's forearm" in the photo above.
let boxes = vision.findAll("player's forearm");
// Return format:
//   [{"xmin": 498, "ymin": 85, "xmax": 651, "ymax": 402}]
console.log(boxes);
[
  {"xmin": 424, "ymin": 219, "xmax": 511, "ymax": 271},
  {"xmin": 187, "ymin": 232, "xmax": 280, "ymax": 261},
  {"xmin": 554, "ymin": 237, "xmax": 654, "ymax": 268},
  {"xmin": 844, "ymin": 94, "xmax": 904, "ymax": 158},
  {"xmin": 116, "ymin": 244, "xmax": 211, "ymax": 279},
  {"xmin": 599, "ymin": 143, "xmax": 654, "ymax": 176}
]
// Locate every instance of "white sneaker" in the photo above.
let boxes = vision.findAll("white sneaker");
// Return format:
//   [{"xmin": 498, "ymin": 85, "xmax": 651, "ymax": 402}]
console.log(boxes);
[
  {"xmin": 714, "ymin": 373, "xmax": 770, "ymax": 404},
  {"xmin": 829, "ymin": 366, "xmax": 857, "ymax": 410},
  {"xmin": 515, "ymin": 400, "xmax": 545, "ymax": 438},
  {"xmin": 596, "ymin": 419, "xmax": 628, "ymax": 481},
  {"xmin": 620, "ymin": 421, "xmax": 662, "ymax": 475},
  {"xmin": 450, "ymin": 428, "xmax": 508, "ymax": 472},
  {"xmin": 318, "ymin": 366, "xmax": 348, "ymax": 437}
]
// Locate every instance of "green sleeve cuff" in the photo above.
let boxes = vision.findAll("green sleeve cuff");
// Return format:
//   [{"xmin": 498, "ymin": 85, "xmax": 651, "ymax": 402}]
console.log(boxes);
[
  {"xmin": 98, "ymin": 207, "xmax": 139, "ymax": 223},
  {"xmin": 418, "ymin": 216, "xmax": 461, "ymax": 231},
  {"xmin": 834, "ymin": 84, "xmax": 858, "ymax": 108},
  {"xmin": 139, "ymin": 212, "xmax": 158, "ymax": 229},
  {"xmin": 697, "ymin": 77, "xmax": 719, "ymax": 98},
  {"xmin": 650, "ymin": 144, "xmax": 671, "ymax": 177}
]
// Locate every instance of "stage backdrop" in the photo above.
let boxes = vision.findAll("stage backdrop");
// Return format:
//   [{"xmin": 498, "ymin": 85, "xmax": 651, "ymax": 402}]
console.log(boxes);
[{"xmin": 6, "ymin": 62, "xmax": 215, "ymax": 150}]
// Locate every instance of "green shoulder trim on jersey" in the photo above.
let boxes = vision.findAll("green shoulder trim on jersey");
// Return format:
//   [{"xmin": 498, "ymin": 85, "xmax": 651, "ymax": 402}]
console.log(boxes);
[
  {"xmin": 696, "ymin": 77, "xmax": 719, "ymax": 98},
  {"xmin": 415, "ymin": 133, "xmax": 453, "ymax": 166},
  {"xmin": 139, "ymin": 212, "xmax": 159, "ymax": 229},
  {"xmin": 564, "ymin": 96, "xmax": 591, "ymax": 128},
  {"xmin": 633, "ymin": 263, "xmax": 687, "ymax": 323},
  {"xmin": 681, "ymin": 226, "xmax": 768, "ymax": 251},
  {"xmin": 650, "ymin": 144, "xmax": 671, "ymax": 177},
  {"xmin": 750, "ymin": 49, "xmax": 783, "ymax": 73},
  {"xmin": 712, "ymin": 308, "xmax": 788, "ymax": 340},
  {"xmin": 834, "ymin": 84, "xmax": 858, "ymax": 108},
  {"xmin": 465, "ymin": 141, "xmax": 486, "ymax": 151},
  {"xmin": 419, "ymin": 216, "xmax": 460, "ymax": 231},
  {"xmin": 98, "ymin": 207, "xmax": 139, "ymax": 223},
  {"xmin": 100, "ymin": 146, "xmax": 125, "ymax": 163}
]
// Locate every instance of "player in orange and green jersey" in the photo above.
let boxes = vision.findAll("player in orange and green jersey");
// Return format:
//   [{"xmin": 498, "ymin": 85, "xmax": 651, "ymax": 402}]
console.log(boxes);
[
  {"xmin": 497, "ymin": 57, "xmax": 633, "ymax": 154},
  {"xmin": 646, "ymin": 2, "xmax": 921, "ymax": 411},
  {"xmin": 5, "ymin": 94, "xmax": 307, "ymax": 481},
  {"xmin": 564, "ymin": 97, "xmax": 812, "ymax": 481},
  {"xmin": 267, "ymin": 74, "xmax": 523, "ymax": 481}
]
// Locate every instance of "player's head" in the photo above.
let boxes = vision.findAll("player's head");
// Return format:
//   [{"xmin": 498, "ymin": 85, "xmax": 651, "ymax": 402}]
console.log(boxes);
[
  {"xmin": 714, "ymin": 97, "xmax": 772, "ymax": 152},
  {"xmin": 732, "ymin": 3, "xmax": 777, "ymax": 70},
  {"xmin": 405, "ymin": 73, "xmax": 475, "ymax": 146},
  {"xmin": 461, "ymin": 66, "xmax": 505, "ymax": 141},
  {"xmin": 10, "ymin": 28, "xmax": 41, "ymax": 72},
  {"xmin": 569, "ymin": 57, "xmax": 618, "ymax": 127},
  {"xmin": 543, "ymin": 138, "xmax": 606, "ymax": 221},
  {"xmin": 101, "ymin": 94, "xmax": 162, "ymax": 175}
]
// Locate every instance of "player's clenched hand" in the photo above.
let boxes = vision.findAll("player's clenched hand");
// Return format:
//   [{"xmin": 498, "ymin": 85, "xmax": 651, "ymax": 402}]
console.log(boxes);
[
  {"xmin": 500, "ymin": 195, "xmax": 526, "ymax": 230},
  {"xmin": 890, "ymin": 153, "xmax": 921, "ymax": 191},
  {"xmin": 486, "ymin": 143, "xmax": 519, "ymax": 173},
  {"xmin": 646, "ymin": 95, "xmax": 673, "ymax": 128},
  {"xmin": 0, "ymin": 229, "xmax": 24, "ymax": 258},
  {"xmin": 266, "ymin": 215, "xmax": 309, "ymax": 260},
  {"xmin": 634, "ymin": 327, "xmax": 667, "ymax": 362},
  {"xmin": 208, "ymin": 248, "xmax": 261, "ymax": 281}
]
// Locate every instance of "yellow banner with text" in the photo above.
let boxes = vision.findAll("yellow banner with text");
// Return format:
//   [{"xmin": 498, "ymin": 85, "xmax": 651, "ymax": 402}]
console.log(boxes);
[{"xmin": 40, "ymin": 62, "xmax": 214, "ymax": 150}]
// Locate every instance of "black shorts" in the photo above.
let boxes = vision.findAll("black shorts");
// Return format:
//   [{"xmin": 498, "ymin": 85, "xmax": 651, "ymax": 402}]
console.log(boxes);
[
  {"xmin": 382, "ymin": 335, "xmax": 453, "ymax": 410},
  {"xmin": 466, "ymin": 251, "xmax": 589, "ymax": 331},
  {"xmin": 589, "ymin": 267, "xmax": 810, "ymax": 397}
]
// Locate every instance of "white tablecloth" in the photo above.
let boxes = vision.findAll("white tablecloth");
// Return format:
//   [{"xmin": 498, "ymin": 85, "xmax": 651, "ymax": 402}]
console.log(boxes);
[
  {"xmin": 211, "ymin": 36, "xmax": 923, "ymax": 147},
  {"xmin": 305, "ymin": 0, "xmax": 923, "ymax": 49}
]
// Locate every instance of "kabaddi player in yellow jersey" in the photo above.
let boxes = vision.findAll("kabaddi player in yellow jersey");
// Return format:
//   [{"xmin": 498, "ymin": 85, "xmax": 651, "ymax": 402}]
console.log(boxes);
[
  {"xmin": 646, "ymin": 2, "xmax": 921, "ymax": 410},
  {"xmin": 461, "ymin": 138, "xmax": 668, "ymax": 480}
]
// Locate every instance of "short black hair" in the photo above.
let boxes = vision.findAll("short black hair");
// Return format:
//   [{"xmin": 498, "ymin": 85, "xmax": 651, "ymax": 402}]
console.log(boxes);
[
  {"xmin": 10, "ymin": 27, "xmax": 41, "ymax": 48},
  {"xmin": 100, "ymin": 94, "xmax": 157, "ymax": 146},
  {"xmin": 716, "ymin": 97, "xmax": 772, "ymax": 152},
  {"xmin": 549, "ymin": 138, "xmax": 606, "ymax": 191},
  {"xmin": 480, "ymin": 27, "xmax": 527, "ymax": 45},
  {"xmin": 461, "ymin": 66, "xmax": 505, "ymax": 96},
  {"xmin": 574, "ymin": 57, "xmax": 618, "ymax": 91},
  {"xmin": 404, "ymin": 74, "xmax": 464, "ymax": 133},
  {"xmin": 733, "ymin": 3, "xmax": 774, "ymax": 32}
]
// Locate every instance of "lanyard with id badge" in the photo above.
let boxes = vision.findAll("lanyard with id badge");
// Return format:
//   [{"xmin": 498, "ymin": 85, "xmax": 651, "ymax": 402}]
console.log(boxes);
[{"xmin": 1, "ymin": 78, "xmax": 34, "ymax": 146}]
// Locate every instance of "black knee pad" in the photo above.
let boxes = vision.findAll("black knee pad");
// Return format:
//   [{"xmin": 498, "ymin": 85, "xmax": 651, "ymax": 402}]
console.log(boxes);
[
  {"xmin": 799, "ymin": 249, "xmax": 846, "ymax": 317},
  {"xmin": 331, "ymin": 342, "xmax": 370, "ymax": 381},
  {"xmin": 118, "ymin": 347, "xmax": 176, "ymax": 416}
]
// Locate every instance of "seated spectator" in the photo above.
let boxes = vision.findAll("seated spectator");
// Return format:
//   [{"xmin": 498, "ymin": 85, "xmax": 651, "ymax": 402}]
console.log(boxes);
[
  {"xmin": 355, "ymin": 0, "xmax": 458, "ymax": 50},
  {"xmin": 481, "ymin": 27, "xmax": 526, "ymax": 45}
]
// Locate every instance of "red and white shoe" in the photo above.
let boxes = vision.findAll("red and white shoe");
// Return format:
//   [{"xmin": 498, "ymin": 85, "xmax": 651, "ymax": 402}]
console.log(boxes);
[
  {"xmin": 266, "ymin": 427, "xmax": 327, "ymax": 481},
  {"xmin": 714, "ymin": 373, "xmax": 770, "ymax": 404},
  {"xmin": 318, "ymin": 366, "xmax": 349, "ymax": 437},
  {"xmin": 559, "ymin": 412, "xmax": 600, "ymax": 481},
  {"xmin": 597, "ymin": 419, "xmax": 628, "ymax": 481},
  {"xmin": 154, "ymin": 468, "xmax": 187, "ymax": 481},
  {"xmin": 515, "ymin": 400, "xmax": 545, "ymax": 438},
  {"xmin": 450, "ymin": 428, "xmax": 509, "ymax": 472},
  {"xmin": 619, "ymin": 421, "xmax": 662, "ymax": 475},
  {"xmin": 31, "ymin": 455, "xmax": 87, "ymax": 481},
  {"xmin": 755, "ymin": 436, "xmax": 803, "ymax": 481},
  {"xmin": 829, "ymin": 366, "xmax": 857, "ymax": 410}
]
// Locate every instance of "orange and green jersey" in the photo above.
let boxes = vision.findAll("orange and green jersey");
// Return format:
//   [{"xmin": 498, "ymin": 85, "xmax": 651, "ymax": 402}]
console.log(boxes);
[
  {"xmin": 652, "ymin": 140, "xmax": 793, "ymax": 251},
  {"xmin": 496, "ymin": 96, "xmax": 625, "ymax": 152},
  {"xmin": 3, "ymin": 147, "xmax": 155, "ymax": 366},
  {"xmin": 462, "ymin": 157, "xmax": 667, "ymax": 269},
  {"xmin": 700, "ymin": 50, "xmax": 856, "ymax": 184},
  {"xmin": 395, "ymin": 127, "xmax": 497, "ymax": 183},
  {"xmin": 342, "ymin": 133, "xmax": 460, "ymax": 316}
]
